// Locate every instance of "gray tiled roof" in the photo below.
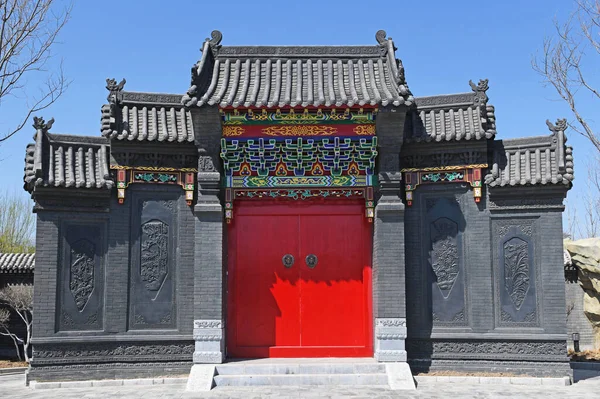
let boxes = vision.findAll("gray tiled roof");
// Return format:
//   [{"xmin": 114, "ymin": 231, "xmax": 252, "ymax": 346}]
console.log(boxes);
[
  {"xmin": 101, "ymin": 89, "xmax": 194, "ymax": 142},
  {"xmin": 406, "ymin": 80, "xmax": 496, "ymax": 142},
  {"xmin": 0, "ymin": 253, "xmax": 35, "ymax": 273},
  {"xmin": 182, "ymin": 30, "xmax": 414, "ymax": 108},
  {"xmin": 24, "ymin": 118, "xmax": 114, "ymax": 192},
  {"xmin": 485, "ymin": 119, "xmax": 574, "ymax": 187}
]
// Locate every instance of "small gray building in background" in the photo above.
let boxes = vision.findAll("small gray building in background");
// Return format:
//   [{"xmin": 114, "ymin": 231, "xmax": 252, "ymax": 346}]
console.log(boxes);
[
  {"xmin": 21, "ymin": 30, "xmax": 574, "ymax": 382},
  {"xmin": 0, "ymin": 253, "xmax": 34, "ymax": 359}
]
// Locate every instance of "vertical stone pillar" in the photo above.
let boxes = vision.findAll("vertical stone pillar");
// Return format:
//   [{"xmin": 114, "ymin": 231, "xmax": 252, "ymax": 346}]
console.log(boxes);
[
  {"xmin": 373, "ymin": 107, "xmax": 408, "ymax": 362},
  {"xmin": 191, "ymin": 106, "xmax": 225, "ymax": 364}
]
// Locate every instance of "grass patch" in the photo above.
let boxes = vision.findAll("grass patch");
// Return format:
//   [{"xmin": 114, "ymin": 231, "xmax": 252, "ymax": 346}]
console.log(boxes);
[{"xmin": 569, "ymin": 349, "xmax": 600, "ymax": 361}]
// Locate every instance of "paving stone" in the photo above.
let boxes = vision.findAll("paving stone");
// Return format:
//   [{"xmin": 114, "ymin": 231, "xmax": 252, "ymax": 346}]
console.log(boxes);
[
  {"xmin": 122, "ymin": 378, "xmax": 154, "ymax": 386},
  {"xmin": 90, "ymin": 379, "xmax": 123, "ymax": 387},
  {"xmin": 511, "ymin": 377, "xmax": 543, "ymax": 385},
  {"xmin": 58, "ymin": 381, "xmax": 92, "ymax": 388}
]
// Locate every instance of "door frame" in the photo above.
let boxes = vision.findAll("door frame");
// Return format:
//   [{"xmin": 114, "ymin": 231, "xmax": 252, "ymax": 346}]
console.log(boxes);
[{"xmin": 226, "ymin": 198, "xmax": 373, "ymax": 358}]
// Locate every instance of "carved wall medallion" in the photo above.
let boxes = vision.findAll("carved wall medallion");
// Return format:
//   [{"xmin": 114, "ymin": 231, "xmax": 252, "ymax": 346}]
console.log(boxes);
[
  {"xmin": 140, "ymin": 220, "xmax": 169, "ymax": 296},
  {"xmin": 503, "ymin": 237, "xmax": 530, "ymax": 311},
  {"xmin": 430, "ymin": 217, "xmax": 460, "ymax": 298},
  {"xmin": 69, "ymin": 239, "xmax": 95, "ymax": 311},
  {"xmin": 198, "ymin": 155, "xmax": 217, "ymax": 172}
]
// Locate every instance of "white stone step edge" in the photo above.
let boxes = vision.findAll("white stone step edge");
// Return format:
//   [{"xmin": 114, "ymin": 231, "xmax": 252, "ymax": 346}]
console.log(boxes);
[
  {"xmin": 414, "ymin": 375, "xmax": 571, "ymax": 386},
  {"xmin": 29, "ymin": 374, "xmax": 573, "ymax": 389},
  {"xmin": 30, "ymin": 377, "xmax": 188, "ymax": 389}
]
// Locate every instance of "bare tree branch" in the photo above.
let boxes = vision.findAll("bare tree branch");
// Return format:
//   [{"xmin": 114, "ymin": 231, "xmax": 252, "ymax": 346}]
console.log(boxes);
[
  {"xmin": 0, "ymin": 284, "xmax": 33, "ymax": 362},
  {"xmin": 532, "ymin": 0, "xmax": 600, "ymax": 153},
  {"xmin": 0, "ymin": 0, "xmax": 72, "ymax": 143}
]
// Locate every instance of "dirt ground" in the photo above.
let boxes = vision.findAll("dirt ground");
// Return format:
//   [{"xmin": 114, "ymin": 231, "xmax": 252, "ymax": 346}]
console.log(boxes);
[{"xmin": 0, "ymin": 360, "xmax": 27, "ymax": 368}]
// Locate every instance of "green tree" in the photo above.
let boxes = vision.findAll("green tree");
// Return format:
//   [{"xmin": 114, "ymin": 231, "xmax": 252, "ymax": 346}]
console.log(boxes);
[{"xmin": 0, "ymin": 191, "xmax": 35, "ymax": 253}]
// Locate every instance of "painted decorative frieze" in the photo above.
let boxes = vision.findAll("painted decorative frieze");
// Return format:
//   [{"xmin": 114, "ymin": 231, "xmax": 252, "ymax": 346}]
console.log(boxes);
[
  {"xmin": 221, "ymin": 136, "xmax": 377, "ymax": 223},
  {"xmin": 114, "ymin": 167, "xmax": 196, "ymax": 205},
  {"xmin": 403, "ymin": 165, "xmax": 484, "ymax": 205}
]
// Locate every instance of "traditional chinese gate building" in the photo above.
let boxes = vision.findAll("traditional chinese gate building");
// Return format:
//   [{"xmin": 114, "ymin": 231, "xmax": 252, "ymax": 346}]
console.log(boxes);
[{"xmin": 23, "ymin": 30, "xmax": 574, "ymax": 382}]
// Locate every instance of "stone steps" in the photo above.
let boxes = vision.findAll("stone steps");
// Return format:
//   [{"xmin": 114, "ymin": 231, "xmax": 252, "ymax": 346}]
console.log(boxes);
[
  {"xmin": 212, "ymin": 361, "xmax": 389, "ymax": 387},
  {"xmin": 214, "ymin": 373, "xmax": 389, "ymax": 387}
]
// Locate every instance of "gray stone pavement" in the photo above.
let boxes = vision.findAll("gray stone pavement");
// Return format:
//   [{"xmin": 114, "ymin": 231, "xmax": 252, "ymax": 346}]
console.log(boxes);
[{"xmin": 2, "ymin": 374, "xmax": 600, "ymax": 398}]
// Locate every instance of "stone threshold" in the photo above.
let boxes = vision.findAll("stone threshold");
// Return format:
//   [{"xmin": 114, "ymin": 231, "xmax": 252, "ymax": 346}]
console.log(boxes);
[{"xmin": 414, "ymin": 375, "xmax": 571, "ymax": 386}]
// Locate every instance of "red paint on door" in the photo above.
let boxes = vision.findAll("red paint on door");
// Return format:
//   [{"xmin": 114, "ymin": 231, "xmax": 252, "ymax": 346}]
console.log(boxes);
[{"xmin": 227, "ymin": 199, "xmax": 373, "ymax": 358}]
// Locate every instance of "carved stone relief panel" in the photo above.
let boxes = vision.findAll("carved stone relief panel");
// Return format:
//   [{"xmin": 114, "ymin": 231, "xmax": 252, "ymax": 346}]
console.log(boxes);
[
  {"xmin": 58, "ymin": 222, "xmax": 106, "ymax": 332},
  {"xmin": 129, "ymin": 188, "xmax": 178, "ymax": 330},
  {"xmin": 493, "ymin": 219, "xmax": 539, "ymax": 327},
  {"xmin": 424, "ymin": 194, "xmax": 468, "ymax": 327},
  {"xmin": 69, "ymin": 239, "xmax": 95, "ymax": 311}
]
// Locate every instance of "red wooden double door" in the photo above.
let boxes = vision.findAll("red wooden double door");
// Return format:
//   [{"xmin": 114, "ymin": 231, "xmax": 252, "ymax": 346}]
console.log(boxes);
[{"xmin": 227, "ymin": 199, "xmax": 373, "ymax": 358}]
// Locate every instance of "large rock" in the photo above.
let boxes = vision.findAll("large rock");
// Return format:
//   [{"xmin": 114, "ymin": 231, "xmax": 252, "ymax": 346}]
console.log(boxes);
[{"xmin": 565, "ymin": 238, "xmax": 600, "ymax": 347}]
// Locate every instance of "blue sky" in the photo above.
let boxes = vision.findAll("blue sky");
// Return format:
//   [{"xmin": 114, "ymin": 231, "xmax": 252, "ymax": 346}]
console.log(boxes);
[{"xmin": 0, "ymin": 0, "xmax": 595, "ymax": 234}]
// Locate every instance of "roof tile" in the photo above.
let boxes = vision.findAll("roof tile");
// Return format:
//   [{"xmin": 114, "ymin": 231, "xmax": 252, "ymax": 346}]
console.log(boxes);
[
  {"xmin": 182, "ymin": 30, "xmax": 414, "ymax": 109},
  {"xmin": 0, "ymin": 253, "xmax": 35, "ymax": 273}
]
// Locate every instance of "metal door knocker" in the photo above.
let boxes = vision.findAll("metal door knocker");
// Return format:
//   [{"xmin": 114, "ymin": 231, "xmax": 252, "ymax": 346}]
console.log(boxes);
[
  {"xmin": 282, "ymin": 254, "xmax": 295, "ymax": 268},
  {"xmin": 305, "ymin": 254, "xmax": 318, "ymax": 269}
]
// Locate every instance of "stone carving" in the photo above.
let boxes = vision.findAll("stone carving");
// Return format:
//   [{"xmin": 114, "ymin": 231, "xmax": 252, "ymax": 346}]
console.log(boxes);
[
  {"xmin": 406, "ymin": 340, "xmax": 566, "ymax": 357},
  {"xmin": 61, "ymin": 310, "xmax": 74, "ymax": 327},
  {"xmin": 120, "ymin": 92, "xmax": 181, "ymax": 104},
  {"xmin": 159, "ymin": 312, "xmax": 172, "ymax": 325},
  {"xmin": 503, "ymin": 237, "xmax": 531, "ymax": 310},
  {"xmin": 69, "ymin": 239, "xmax": 95, "ymax": 312},
  {"xmin": 134, "ymin": 314, "xmax": 147, "ymax": 325},
  {"xmin": 376, "ymin": 318, "xmax": 407, "ymax": 327},
  {"xmin": 198, "ymin": 155, "xmax": 217, "ymax": 172},
  {"xmin": 142, "ymin": 200, "xmax": 175, "ymax": 212},
  {"xmin": 140, "ymin": 220, "xmax": 169, "ymax": 294},
  {"xmin": 86, "ymin": 312, "xmax": 98, "ymax": 326},
  {"xmin": 430, "ymin": 217, "xmax": 460, "ymax": 298},
  {"xmin": 414, "ymin": 93, "xmax": 473, "ymax": 108},
  {"xmin": 488, "ymin": 197, "xmax": 564, "ymax": 210},
  {"xmin": 495, "ymin": 221, "xmax": 533, "ymax": 237},
  {"xmin": 433, "ymin": 310, "xmax": 465, "ymax": 323},
  {"xmin": 34, "ymin": 343, "xmax": 195, "ymax": 359},
  {"xmin": 501, "ymin": 309, "xmax": 536, "ymax": 323},
  {"xmin": 194, "ymin": 320, "xmax": 223, "ymax": 329}
]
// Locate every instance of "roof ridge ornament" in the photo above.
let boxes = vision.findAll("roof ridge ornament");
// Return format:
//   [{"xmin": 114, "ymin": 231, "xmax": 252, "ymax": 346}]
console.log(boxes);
[
  {"xmin": 546, "ymin": 118, "xmax": 568, "ymax": 171},
  {"xmin": 32, "ymin": 116, "xmax": 54, "ymax": 183},
  {"xmin": 375, "ymin": 30, "xmax": 388, "ymax": 45},
  {"xmin": 469, "ymin": 78, "xmax": 489, "ymax": 107},
  {"xmin": 106, "ymin": 78, "xmax": 126, "ymax": 103},
  {"xmin": 207, "ymin": 30, "xmax": 223, "ymax": 53},
  {"xmin": 546, "ymin": 118, "xmax": 567, "ymax": 134},
  {"xmin": 32, "ymin": 116, "xmax": 54, "ymax": 133}
]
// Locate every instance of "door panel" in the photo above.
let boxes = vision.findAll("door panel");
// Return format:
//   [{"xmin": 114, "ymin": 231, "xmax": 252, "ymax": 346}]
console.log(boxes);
[
  {"xmin": 227, "ymin": 200, "xmax": 372, "ymax": 358},
  {"xmin": 299, "ymin": 211, "xmax": 369, "ymax": 352},
  {"xmin": 229, "ymin": 211, "xmax": 300, "ymax": 356}
]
